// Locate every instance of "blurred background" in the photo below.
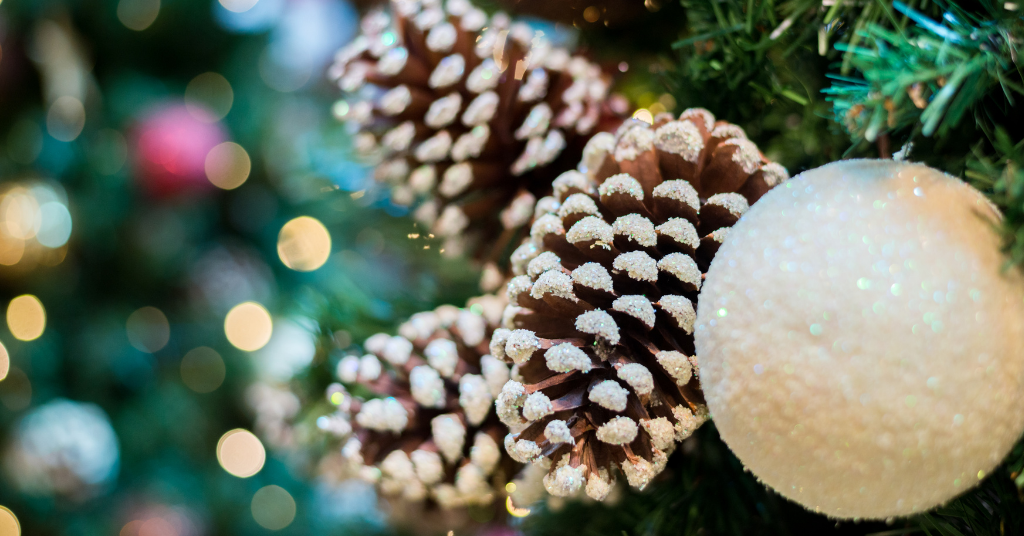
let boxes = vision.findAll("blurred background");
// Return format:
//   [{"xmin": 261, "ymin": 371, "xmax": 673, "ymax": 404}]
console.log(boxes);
[
  {"xmin": 0, "ymin": 0, "xmax": 489, "ymax": 533},
  {"xmin": 0, "ymin": 0, "xmax": 685, "ymax": 534}
]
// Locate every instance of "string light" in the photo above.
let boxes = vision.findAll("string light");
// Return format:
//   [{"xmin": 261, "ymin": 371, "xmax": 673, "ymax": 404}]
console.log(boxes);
[
  {"xmin": 277, "ymin": 216, "xmax": 331, "ymax": 271},
  {"xmin": 185, "ymin": 72, "xmax": 234, "ymax": 122},
  {"xmin": 7, "ymin": 295, "xmax": 45, "ymax": 341},
  {"xmin": 204, "ymin": 142, "xmax": 251, "ymax": 190},
  {"xmin": 632, "ymin": 108, "xmax": 654, "ymax": 124},
  {"xmin": 224, "ymin": 301, "xmax": 273, "ymax": 351},
  {"xmin": 117, "ymin": 0, "xmax": 160, "ymax": 31},
  {"xmin": 505, "ymin": 496, "xmax": 531, "ymax": 517},
  {"xmin": 0, "ymin": 505, "xmax": 20, "ymax": 536},
  {"xmin": 180, "ymin": 347, "xmax": 226, "ymax": 393},
  {"xmin": 0, "ymin": 341, "xmax": 8, "ymax": 381},
  {"xmin": 126, "ymin": 306, "xmax": 170, "ymax": 353},
  {"xmin": 46, "ymin": 97, "xmax": 86, "ymax": 142},
  {"xmin": 219, "ymin": 0, "xmax": 259, "ymax": 13},
  {"xmin": 251, "ymin": 485, "xmax": 296, "ymax": 530},
  {"xmin": 216, "ymin": 429, "xmax": 265, "ymax": 477}
]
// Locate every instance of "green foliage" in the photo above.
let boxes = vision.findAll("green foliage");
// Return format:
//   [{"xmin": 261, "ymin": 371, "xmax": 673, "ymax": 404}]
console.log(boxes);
[
  {"xmin": 966, "ymin": 128, "xmax": 1024, "ymax": 269},
  {"xmin": 824, "ymin": 2, "xmax": 1024, "ymax": 143},
  {"xmin": 912, "ymin": 439, "xmax": 1024, "ymax": 535},
  {"xmin": 529, "ymin": 2, "xmax": 1024, "ymax": 536}
]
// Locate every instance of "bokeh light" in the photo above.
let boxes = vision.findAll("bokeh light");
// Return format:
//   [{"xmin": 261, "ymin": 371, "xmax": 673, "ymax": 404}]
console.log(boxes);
[
  {"xmin": 204, "ymin": 142, "xmax": 251, "ymax": 190},
  {"xmin": 126, "ymin": 306, "xmax": 170, "ymax": 353},
  {"xmin": 224, "ymin": 301, "xmax": 272, "ymax": 351},
  {"xmin": 506, "ymin": 496, "xmax": 531, "ymax": 518},
  {"xmin": 0, "ymin": 183, "xmax": 74, "ymax": 266},
  {"xmin": 0, "ymin": 506, "xmax": 20, "ymax": 536},
  {"xmin": 36, "ymin": 202, "xmax": 72, "ymax": 248},
  {"xmin": 2, "ymin": 189, "xmax": 40, "ymax": 240},
  {"xmin": 251, "ymin": 485, "xmax": 296, "ymax": 530},
  {"xmin": 277, "ymin": 216, "xmax": 331, "ymax": 271},
  {"xmin": 118, "ymin": 0, "xmax": 160, "ymax": 31},
  {"xmin": 46, "ymin": 96, "xmax": 86, "ymax": 142},
  {"xmin": 216, "ymin": 429, "xmax": 265, "ymax": 478},
  {"xmin": 134, "ymin": 105, "xmax": 228, "ymax": 197},
  {"xmin": 6, "ymin": 400, "xmax": 120, "ymax": 497},
  {"xmin": 185, "ymin": 72, "xmax": 234, "ymax": 122},
  {"xmin": 7, "ymin": 295, "xmax": 45, "ymax": 341},
  {"xmin": 632, "ymin": 108, "xmax": 654, "ymax": 124},
  {"xmin": 219, "ymin": 0, "xmax": 260, "ymax": 14},
  {"xmin": 0, "ymin": 341, "xmax": 9, "ymax": 382},
  {"xmin": 180, "ymin": 347, "xmax": 226, "ymax": 393}
]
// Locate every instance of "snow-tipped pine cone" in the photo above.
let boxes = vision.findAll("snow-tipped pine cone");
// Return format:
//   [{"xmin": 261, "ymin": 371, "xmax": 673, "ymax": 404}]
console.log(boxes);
[
  {"xmin": 321, "ymin": 295, "xmax": 521, "ymax": 509},
  {"xmin": 490, "ymin": 108, "xmax": 789, "ymax": 500},
  {"xmin": 329, "ymin": 0, "xmax": 619, "ymax": 258}
]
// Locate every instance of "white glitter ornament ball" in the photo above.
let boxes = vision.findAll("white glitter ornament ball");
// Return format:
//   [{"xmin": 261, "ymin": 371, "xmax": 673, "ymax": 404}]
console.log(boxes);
[{"xmin": 695, "ymin": 159, "xmax": 1024, "ymax": 519}]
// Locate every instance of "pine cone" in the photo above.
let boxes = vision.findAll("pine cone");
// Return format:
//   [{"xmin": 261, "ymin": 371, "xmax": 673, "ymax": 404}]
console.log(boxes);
[
  {"xmin": 329, "ymin": 0, "xmax": 619, "ymax": 258},
  {"xmin": 490, "ymin": 108, "xmax": 788, "ymax": 500},
  {"xmin": 322, "ymin": 295, "xmax": 520, "ymax": 510}
]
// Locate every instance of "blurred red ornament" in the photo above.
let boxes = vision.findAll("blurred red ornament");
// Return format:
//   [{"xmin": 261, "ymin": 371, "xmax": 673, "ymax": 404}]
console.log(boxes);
[{"xmin": 133, "ymin": 105, "xmax": 226, "ymax": 198}]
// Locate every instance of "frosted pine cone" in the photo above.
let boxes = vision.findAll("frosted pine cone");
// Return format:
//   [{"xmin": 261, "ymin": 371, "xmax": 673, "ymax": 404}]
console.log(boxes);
[
  {"xmin": 329, "ymin": 0, "xmax": 617, "ymax": 258},
  {"xmin": 491, "ymin": 108, "xmax": 788, "ymax": 500},
  {"xmin": 322, "ymin": 295, "xmax": 520, "ymax": 510}
]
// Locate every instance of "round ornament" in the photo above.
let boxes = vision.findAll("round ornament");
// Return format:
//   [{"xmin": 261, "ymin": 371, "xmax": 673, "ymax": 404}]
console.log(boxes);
[
  {"xmin": 695, "ymin": 159, "xmax": 1024, "ymax": 519},
  {"xmin": 133, "ymin": 104, "xmax": 227, "ymax": 198}
]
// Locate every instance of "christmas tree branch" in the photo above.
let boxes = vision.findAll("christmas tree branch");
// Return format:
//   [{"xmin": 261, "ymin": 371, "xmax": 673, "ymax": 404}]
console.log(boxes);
[
  {"xmin": 823, "ymin": 2, "xmax": 1024, "ymax": 142},
  {"xmin": 965, "ymin": 128, "xmax": 1024, "ymax": 270}
]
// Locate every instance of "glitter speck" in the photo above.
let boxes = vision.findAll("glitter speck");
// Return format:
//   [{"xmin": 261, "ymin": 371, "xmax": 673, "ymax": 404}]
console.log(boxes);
[
  {"xmin": 914, "ymin": 187, "xmax": 924, "ymax": 197},
  {"xmin": 717, "ymin": 308, "xmax": 728, "ymax": 317},
  {"xmin": 904, "ymin": 395, "xmax": 917, "ymax": 408},
  {"xmin": 753, "ymin": 364, "xmax": 764, "ymax": 375},
  {"xmin": 857, "ymin": 278, "xmax": 871, "ymax": 290},
  {"xmin": 891, "ymin": 283, "xmax": 902, "ymax": 296},
  {"xmin": 809, "ymin": 323, "xmax": 822, "ymax": 336},
  {"xmin": 977, "ymin": 470, "xmax": 985, "ymax": 479}
]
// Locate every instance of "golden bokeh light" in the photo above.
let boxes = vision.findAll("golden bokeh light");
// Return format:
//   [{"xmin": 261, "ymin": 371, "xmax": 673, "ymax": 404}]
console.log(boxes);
[
  {"xmin": 186, "ymin": 72, "xmax": 234, "ymax": 122},
  {"xmin": 1, "ymin": 189, "xmax": 40, "ymax": 240},
  {"xmin": 506, "ymin": 496, "xmax": 531, "ymax": 518},
  {"xmin": 46, "ymin": 97, "xmax": 86, "ymax": 142},
  {"xmin": 0, "ymin": 236, "xmax": 24, "ymax": 266},
  {"xmin": 0, "ymin": 341, "xmax": 9, "ymax": 382},
  {"xmin": 118, "ymin": 0, "xmax": 160, "ymax": 31},
  {"xmin": 632, "ymin": 108, "xmax": 654, "ymax": 124},
  {"xmin": 251, "ymin": 485, "xmax": 297, "ymax": 530},
  {"xmin": 0, "ymin": 505, "xmax": 20, "ymax": 536},
  {"xmin": 583, "ymin": 6, "xmax": 601, "ymax": 22},
  {"xmin": 126, "ymin": 306, "xmax": 170, "ymax": 353},
  {"xmin": 7, "ymin": 295, "xmax": 45, "ymax": 341},
  {"xmin": 204, "ymin": 142, "xmax": 251, "ymax": 190},
  {"xmin": 216, "ymin": 429, "xmax": 265, "ymax": 478},
  {"xmin": 224, "ymin": 302, "xmax": 273, "ymax": 351},
  {"xmin": 220, "ymin": 0, "xmax": 260, "ymax": 13},
  {"xmin": 277, "ymin": 216, "xmax": 331, "ymax": 271},
  {"xmin": 180, "ymin": 346, "xmax": 226, "ymax": 393}
]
